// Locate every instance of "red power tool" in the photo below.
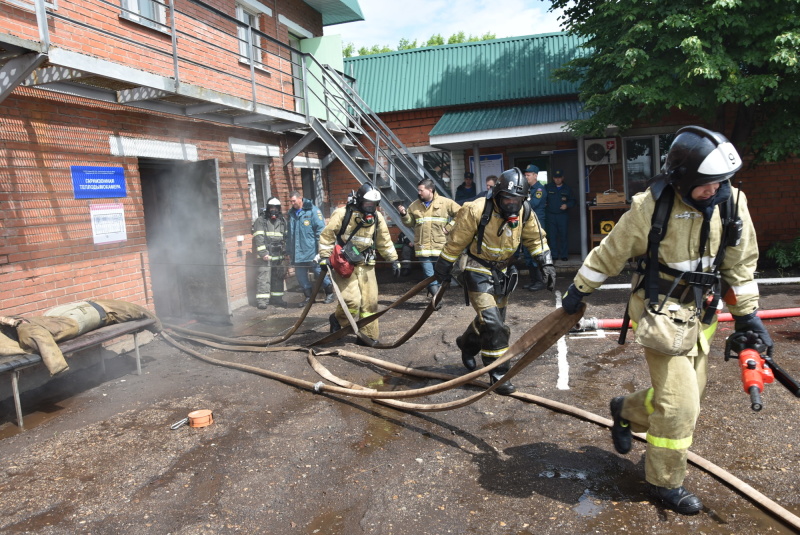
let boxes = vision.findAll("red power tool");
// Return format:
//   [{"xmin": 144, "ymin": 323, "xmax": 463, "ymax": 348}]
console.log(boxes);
[{"xmin": 725, "ymin": 331, "xmax": 800, "ymax": 411}]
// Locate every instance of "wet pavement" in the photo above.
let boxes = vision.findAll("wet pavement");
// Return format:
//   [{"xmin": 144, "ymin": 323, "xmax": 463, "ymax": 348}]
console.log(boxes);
[{"xmin": 1, "ymin": 268, "xmax": 799, "ymax": 534}]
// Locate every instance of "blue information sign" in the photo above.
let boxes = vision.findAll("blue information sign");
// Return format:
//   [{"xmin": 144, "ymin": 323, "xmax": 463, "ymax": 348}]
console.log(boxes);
[{"xmin": 71, "ymin": 166, "xmax": 126, "ymax": 199}]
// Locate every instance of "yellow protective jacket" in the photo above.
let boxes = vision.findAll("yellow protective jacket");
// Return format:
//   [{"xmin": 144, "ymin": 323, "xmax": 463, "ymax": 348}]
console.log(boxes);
[
  {"xmin": 252, "ymin": 216, "xmax": 287, "ymax": 258},
  {"xmin": 574, "ymin": 185, "xmax": 759, "ymax": 332},
  {"xmin": 318, "ymin": 207, "xmax": 398, "ymax": 264},
  {"xmin": 401, "ymin": 193, "xmax": 461, "ymax": 257},
  {"xmin": 440, "ymin": 197, "xmax": 548, "ymax": 275}
]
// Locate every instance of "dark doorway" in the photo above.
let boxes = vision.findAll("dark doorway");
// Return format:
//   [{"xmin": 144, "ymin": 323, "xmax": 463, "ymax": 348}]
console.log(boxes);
[
  {"xmin": 139, "ymin": 158, "xmax": 232, "ymax": 324},
  {"xmin": 550, "ymin": 149, "xmax": 581, "ymax": 256}
]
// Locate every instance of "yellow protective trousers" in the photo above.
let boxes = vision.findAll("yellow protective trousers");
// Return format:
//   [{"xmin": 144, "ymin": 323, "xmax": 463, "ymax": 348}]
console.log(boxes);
[
  {"xmin": 619, "ymin": 345, "xmax": 709, "ymax": 488},
  {"xmin": 331, "ymin": 264, "xmax": 380, "ymax": 341}
]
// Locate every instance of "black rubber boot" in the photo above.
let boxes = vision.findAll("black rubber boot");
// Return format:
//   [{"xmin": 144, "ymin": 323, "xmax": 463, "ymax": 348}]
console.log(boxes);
[
  {"xmin": 356, "ymin": 335, "xmax": 378, "ymax": 347},
  {"xmin": 456, "ymin": 336, "xmax": 477, "ymax": 371},
  {"xmin": 609, "ymin": 396, "xmax": 632, "ymax": 454},
  {"xmin": 527, "ymin": 269, "xmax": 545, "ymax": 292},
  {"xmin": 269, "ymin": 297, "xmax": 286, "ymax": 308},
  {"xmin": 297, "ymin": 287, "xmax": 312, "ymax": 308},
  {"xmin": 456, "ymin": 326, "xmax": 480, "ymax": 372},
  {"xmin": 522, "ymin": 269, "xmax": 537, "ymax": 289},
  {"xmin": 650, "ymin": 485, "xmax": 703, "ymax": 515},
  {"xmin": 481, "ymin": 357, "xmax": 516, "ymax": 395},
  {"xmin": 257, "ymin": 301, "xmax": 268, "ymax": 310},
  {"xmin": 329, "ymin": 313, "xmax": 341, "ymax": 333},
  {"xmin": 323, "ymin": 285, "xmax": 336, "ymax": 304}
]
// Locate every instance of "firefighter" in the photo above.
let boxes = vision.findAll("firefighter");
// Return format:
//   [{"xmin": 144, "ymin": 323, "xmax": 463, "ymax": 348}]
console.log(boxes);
[
  {"xmin": 561, "ymin": 126, "xmax": 772, "ymax": 514},
  {"xmin": 397, "ymin": 178, "xmax": 461, "ymax": 297},
  {"xmin": 253, "ymin": 197, "xmax": 288, "ymax": 309},
  {"xmin": 318, "ymin": 183, "xmax": 401, "ymax": 347},
  {"xmin": 433, "ymin": 168, "xmax": 556, "ymax": 395}
]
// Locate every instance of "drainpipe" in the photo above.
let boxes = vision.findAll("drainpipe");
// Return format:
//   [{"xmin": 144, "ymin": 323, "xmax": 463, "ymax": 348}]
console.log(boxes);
[{"xmin": 577, "ymin": 136, "xmax": 588, "ymax": 259}]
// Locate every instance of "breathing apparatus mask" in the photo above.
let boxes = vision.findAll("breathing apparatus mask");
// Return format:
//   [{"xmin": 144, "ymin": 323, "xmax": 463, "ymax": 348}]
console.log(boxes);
[
  {"xmin": 492, "ymin": 168, "xmax": 529, "ymax": 228},
  {"xmin": 495, "ymin": 194, "xmax": 523, "ymax": 227},
  {"xmin": 354, "ymin": 183, "xmax": 382, "ymax": 226},
  {"xmin": 265, "ymin": 197, "xmax": 282, "ymax": 220}
]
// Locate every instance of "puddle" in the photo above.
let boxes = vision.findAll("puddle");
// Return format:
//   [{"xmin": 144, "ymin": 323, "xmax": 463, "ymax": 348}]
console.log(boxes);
[
  {"xmin": 0, "ymin": 397, "xmax": 79, "ymax": 439},
  {"xmin": 573, "ymin": 488, "xmax": 604, "ymax": 517},
  {"xmin": 306, "ymin": 508, "xmax": 350, "ymax": 534}
]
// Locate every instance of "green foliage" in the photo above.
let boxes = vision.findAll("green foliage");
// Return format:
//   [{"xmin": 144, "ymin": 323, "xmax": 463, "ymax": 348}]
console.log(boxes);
[
  {"xmin": 344, "ymin": 32, "xmax": 498, "ymax": 57},
  {"xmin": 548, "ymin": 0, "xmax": 800, "ymax": 162},
  {"xmin": 766, "ymin": 234, "xmax": 800, "ymax": 270}
]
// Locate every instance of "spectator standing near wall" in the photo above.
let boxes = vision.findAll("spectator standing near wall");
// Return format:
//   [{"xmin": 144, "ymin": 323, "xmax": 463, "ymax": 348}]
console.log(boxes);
[
  {"xmin": 287, "ymin": 191, "xmax": 334, "ymax": 308},
  {"xmin": 545, "ymin": 170, "xmax": 576, "ymax": 261},
  {"xmin": 455, "ymin": 172, "xmax": 477, "ymax": 205}
]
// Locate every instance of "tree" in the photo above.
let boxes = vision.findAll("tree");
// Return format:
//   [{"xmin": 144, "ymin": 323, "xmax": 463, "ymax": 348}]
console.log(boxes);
[
  {"xmin": 344, "ymin": 32, "xmax": 498, "ymax": 57},
  {"xmin": 550, "ymin": 0, "xmax": 800, "ymax": 162}
]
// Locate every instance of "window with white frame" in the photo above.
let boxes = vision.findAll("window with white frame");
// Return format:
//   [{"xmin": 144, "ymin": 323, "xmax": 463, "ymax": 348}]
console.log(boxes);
[
  {"xmin": 622, "ymin": 133, "xmax": 675, "ymax": 201},
  {"xmin": 247, "ymin": 158, "xmax": 270, "ymax": 221},
  {"xmin": 236, "ymin": 4, "xmax": 263, "ymax": 68},
  {"xmin": 121, "ymin": 0, "xmax": 168, "ymax": 32}
]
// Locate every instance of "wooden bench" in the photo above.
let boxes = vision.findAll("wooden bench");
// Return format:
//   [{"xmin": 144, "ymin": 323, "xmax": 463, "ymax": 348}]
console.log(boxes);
[{"xmin": 0, "ymin": 318, "xmax": 157, "ymax": 428}]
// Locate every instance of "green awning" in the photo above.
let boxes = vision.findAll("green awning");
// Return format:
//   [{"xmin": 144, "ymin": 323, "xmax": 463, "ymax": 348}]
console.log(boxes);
[
  {"xmin": 430, "ymin": 101, "xmax": 589, "ymax": 136},
  {"xmin": 303, "ymin": 0, "xmax": 364, "ymax": 26}
]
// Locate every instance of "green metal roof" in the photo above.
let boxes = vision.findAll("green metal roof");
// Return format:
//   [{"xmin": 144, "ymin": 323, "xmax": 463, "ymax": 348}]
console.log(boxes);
[
  {"xmin": 429, "ymin": 101, "xmax": 591, "ymax": 136},
  {"xmin": 344, "ymin": 32, "xmax": 586, "ymax": 113},
  {"xmin": 303, "ymin": 0, "xmax": 364, "ymax": 26}
]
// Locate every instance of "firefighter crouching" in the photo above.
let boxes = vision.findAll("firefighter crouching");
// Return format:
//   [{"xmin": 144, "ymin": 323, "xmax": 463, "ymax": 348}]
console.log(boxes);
[
  {"xmin": 433, "ymin": 168, "xmax": 556, "ymax": 395},
  {"xmin": 253, "ymin": 197, "xmax": 288, "ymax": 309},
  {"xmin": 561, "ymin": 126, "xmax": 773, "ymax": 515},
  {"xmin": 318, "ymin": 184, "xmax": 401, "ymax": 347}
]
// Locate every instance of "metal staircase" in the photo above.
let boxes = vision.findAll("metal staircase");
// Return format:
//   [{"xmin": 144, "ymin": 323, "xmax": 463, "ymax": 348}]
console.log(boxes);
[{"xmin": 282, "ymin": 59, "xmax": 450, "ymax": 237}]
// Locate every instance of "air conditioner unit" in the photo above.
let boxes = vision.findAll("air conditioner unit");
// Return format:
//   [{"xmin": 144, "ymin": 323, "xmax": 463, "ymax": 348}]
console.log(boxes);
[{"xmin": 584, "ymin": 138, "xmax": 618, "ymax": 165}]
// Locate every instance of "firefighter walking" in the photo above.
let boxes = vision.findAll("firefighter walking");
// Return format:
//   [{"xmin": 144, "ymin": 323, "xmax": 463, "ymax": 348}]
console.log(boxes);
[
  {"xmin": 561, "ymin": 126, "xmax": 773, "ymax": 514},
  {"xmin": 318, "ymin": 184, "xmax": 400, "ymax": 347},
  {"xmin": 433, "ymin": 168, "xmax": 556, "ymax": 395}
]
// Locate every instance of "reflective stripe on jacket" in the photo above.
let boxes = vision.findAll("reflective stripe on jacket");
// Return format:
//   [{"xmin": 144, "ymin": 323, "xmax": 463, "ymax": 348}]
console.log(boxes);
[
  {"xmin": 319, "ymin": 207, "xmax": 398, "ymax": 264},
  {"xmin": 573, "ymin": 186, "xmax": 760, "ymax": 318},
  {"xmin": 401, "ymin": 193, "xmax": 461, "ymax": 257},
  {"xmin": 440, "ymin": 197, "xmax": 549, "ymax": 271}
]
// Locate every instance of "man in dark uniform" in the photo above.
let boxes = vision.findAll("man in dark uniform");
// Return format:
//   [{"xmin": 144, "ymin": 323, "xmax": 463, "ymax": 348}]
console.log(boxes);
[
  {"xmin": 252, "ymin": 197, "xmax": 288, "ymax": 309},
  {"xmin": 520, "ymin": 164, "xmax": 548, "ymax": 291},
  {"xmin": 455, "ymin": 172, "xmax": 477, "ymax": 205},
  {"xmin": 545, "ymin": 169, "xmax": 576, "ymax": 261}
]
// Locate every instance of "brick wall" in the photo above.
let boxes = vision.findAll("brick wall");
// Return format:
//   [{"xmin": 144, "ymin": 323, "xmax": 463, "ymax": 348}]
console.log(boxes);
[{"xmin": 0, "ymin": 87, "xmax": 317, "ymax": 315}]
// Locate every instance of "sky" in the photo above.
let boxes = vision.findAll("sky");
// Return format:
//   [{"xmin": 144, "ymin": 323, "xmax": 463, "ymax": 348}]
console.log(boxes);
[{"xmin": 325, "ymin": 0, "xmax": 565, "ymax": 53}]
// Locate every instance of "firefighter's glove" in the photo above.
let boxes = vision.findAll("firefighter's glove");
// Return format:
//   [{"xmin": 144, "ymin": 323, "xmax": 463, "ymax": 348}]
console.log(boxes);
[
  {"xmin": 433, "ymin": 257, "xmax": 454, "ymax": 284},
  {"xmin": 392, "ymin": 261, "xmax": 401, "ymax": 278},
  {"xmin": 562, "ymin": 284, "xmax": 589, "ymax": 315},
  {"xmin": 313, "ymin": 254, "xmax": 321, "ymax": 264},
  {"xmin": 535, "ymin": 252, "xmax": 556, "ymax": 292},
  {"xmin": 733, "ymin": 311, "xmax": 774, "ymax": 357}
]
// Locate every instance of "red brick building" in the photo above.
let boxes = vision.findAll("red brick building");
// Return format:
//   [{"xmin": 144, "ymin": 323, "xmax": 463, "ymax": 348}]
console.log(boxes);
[{"xmin": 1, "ymin": 0, "xmax": 365, "ymax": 320}]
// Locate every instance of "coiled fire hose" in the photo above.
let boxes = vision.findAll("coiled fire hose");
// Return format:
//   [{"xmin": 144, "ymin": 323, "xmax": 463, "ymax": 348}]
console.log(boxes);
[{"xmin": 162, "ymin": 282, "xmax": 800, "ymax": 530}]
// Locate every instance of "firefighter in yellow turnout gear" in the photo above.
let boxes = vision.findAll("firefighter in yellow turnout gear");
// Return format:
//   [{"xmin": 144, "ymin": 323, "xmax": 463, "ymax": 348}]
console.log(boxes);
[
  {"xmin": 433, "ymin": 168, "xmax": 556, "ymax": 395},
  {"xmin": 318, "ymin": 184, "xmax": 400, "ymax": 347},
  {"xmin": 397, "ymin": 178, "xmax": 461, "ymax": 297},
  {"xmin": 561, "ymin": 126, "xmax": 772, "ymax": 515},
  {"xmin": 252, "ymin": 197, "xmax": 288, "ymax": 309}
]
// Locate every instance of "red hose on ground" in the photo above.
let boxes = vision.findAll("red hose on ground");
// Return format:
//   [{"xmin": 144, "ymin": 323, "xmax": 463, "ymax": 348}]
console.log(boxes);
[{"xmin": 590, "ymin": 308, "xmax": 800, "ymax": 330}]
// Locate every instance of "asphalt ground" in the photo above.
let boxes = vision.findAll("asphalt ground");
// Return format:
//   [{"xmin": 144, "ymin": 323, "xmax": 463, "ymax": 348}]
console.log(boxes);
[{"xmin": 1, "ymin": 267, "xmax": 799, "ymax": 534}]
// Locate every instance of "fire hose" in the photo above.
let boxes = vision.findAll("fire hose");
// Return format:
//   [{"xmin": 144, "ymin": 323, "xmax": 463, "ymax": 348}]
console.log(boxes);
[
  {"xmin": 161, "ymin": 286, "xmax": 800, "ymax": 530},
  {"xmin": 574, "ymin": 307, "xmax": 800, "ymax": 332}
]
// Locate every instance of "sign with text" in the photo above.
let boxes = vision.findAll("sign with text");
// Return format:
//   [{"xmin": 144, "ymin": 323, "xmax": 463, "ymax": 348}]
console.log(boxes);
[
  {"xmin": 71, "ymin": 166, "xmax": 126, "ymax": 199},
  {"xmin": 90, "ymin": 203, "xmax": 127, "ymax": 244},
  {"xmin": 468, "ymin": 154, "xmax": 504, "ymax": 189}
]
